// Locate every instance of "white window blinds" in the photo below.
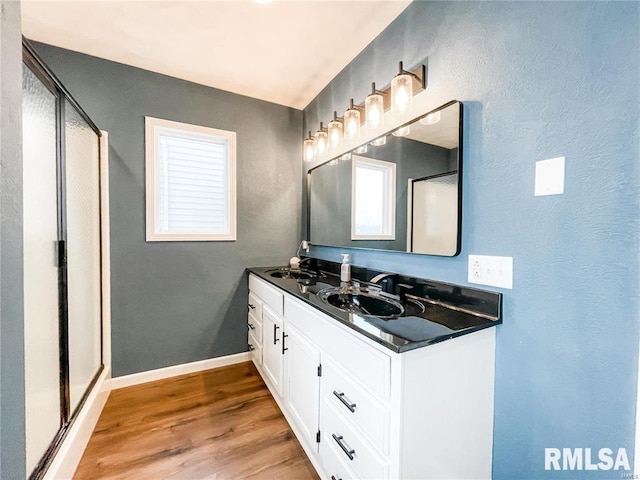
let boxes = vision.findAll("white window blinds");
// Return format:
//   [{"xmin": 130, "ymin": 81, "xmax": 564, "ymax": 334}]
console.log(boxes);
[{"xmin": 146, "ymin": 117, "xmax": 236, "ymax": 241}]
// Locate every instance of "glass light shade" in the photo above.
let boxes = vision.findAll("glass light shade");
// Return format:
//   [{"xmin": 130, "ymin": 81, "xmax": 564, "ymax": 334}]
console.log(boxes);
[
  {"xmin": 340, "ymin": 152, "xmax": 352, "ymax": 161},
  {"xmin": 344, "ymin": 108, "xmax": 361, "ymax": 139},
  {"xmin": 314, "ymin": 130, "xmax": 328, "ymax": 156},
  {"xmin": 371, "ymin": 136, "xmax": 387, "ymax": 147},
  {"xmin": 354, "ymin": 144, "xmax": 367, "ymax": 154},
  {"xmin": 420, "ymin": 111, "xmax": 441, "ymax": 125},
  {"xmin": 391, "ymin": 74, "xmax": 413, "ymax": 114},
  {"xmin": 303, "ymin": 138, "xmax": 315, "ymax": 162},
  {"xmin": 392, "ymin": 125, "xmax": 411, "ymax": 137},
  {"xmin": 329, "ymin": 158, "xmax": 338, "ymax": 166},
  {"xmin": 365, "ymin": 93, "xmax": 384, "ymax": 129},
  {"xmin": 327, "ymin": 120, "xmax": 343, "ymax": 150}
]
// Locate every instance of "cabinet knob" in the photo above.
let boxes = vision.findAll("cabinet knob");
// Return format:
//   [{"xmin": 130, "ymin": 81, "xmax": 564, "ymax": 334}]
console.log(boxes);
[{"xmin": 331, "ymin": 476, "xmax": 342, "ymax": 480}]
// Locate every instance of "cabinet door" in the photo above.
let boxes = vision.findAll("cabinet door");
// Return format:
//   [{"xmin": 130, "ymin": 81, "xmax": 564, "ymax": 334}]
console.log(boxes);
[
  {"xmin": 284, "ymin": 324, "xmax": 321, "ymax": 452},
  {"xmin": 262, "ymin": 306, "xmax": 284, "ymax": 396}
]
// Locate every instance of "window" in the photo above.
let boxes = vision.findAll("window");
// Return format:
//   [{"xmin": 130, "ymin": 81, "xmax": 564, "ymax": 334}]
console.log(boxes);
[
  {"xmin": 351, "ymin": 156, "xmax": 396, "ymax": 240},
  {"xmin": 145, "ymin": 117, "xmax": 236, "ymax": 241}
]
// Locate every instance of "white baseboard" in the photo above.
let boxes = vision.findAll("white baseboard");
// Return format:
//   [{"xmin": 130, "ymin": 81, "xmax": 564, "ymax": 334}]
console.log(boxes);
[
  {"xmin": 108, "ymin": 352, "xmax": 251, "ymax": 390},
  {"xmin": 43, "ymin": 367, "xmax": 111, "ymax": 480}
]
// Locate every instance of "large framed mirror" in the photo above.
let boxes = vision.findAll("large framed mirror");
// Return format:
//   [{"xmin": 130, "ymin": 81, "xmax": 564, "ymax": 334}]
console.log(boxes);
[{"xmin": 307, "ymin": 100, "xmax": 463, "ymax": 256}]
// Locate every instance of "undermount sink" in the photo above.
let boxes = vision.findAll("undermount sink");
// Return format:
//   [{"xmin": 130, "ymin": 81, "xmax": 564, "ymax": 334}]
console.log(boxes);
[
  {"xmin": 268, "ymin": 268, "xmax": 315, "ymax": 281},
  {"xmin": 318, "ymin": 286, "xmax": 405, "ymax": 319}
]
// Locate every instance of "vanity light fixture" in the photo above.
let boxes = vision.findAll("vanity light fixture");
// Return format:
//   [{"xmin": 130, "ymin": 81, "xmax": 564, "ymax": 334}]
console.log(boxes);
[
  {"xmin": 329, "ymin": 158, "xmax": 339, "ymax": 166},
  {"xmin": 392, "ymin": 125, "xmax": 411, "ymax": 137},
  {"xmin": 314, "ymin": 122, "xmax": 328, "ymax": 156},
  {"xmin": 354, "ymin": 144, "xmax": 367, "ymax": 154},
  {"xmin": 327, "ymin": 111, "xmax": 344, "ymax": 150},
  {"xmin": 370, "ymin": 135, "xmax": 387, "ymax": 147},
  {"xmin": 340, "ymin": 152, "xmax": 352, "ymax": 161},
  {"xmin": 420, "ymin": 110, "xmax": 441, "ymax": 125},
  {"xmin": 301, "ymin": 61, "xmax": 426, "ymax": 164},
  {"xmin": 344, "ymin": 98, "xmax": 362, "ymax": 140},
  {"xmin": 391, "ymin": 61, "xmax": 426, "ymax": 114},
  {"xmin": 365, "ymin": 82, "xmax": 385, "ymax": 130},
  {"xmin": 303, "ymin": 131, "xmax": 315, "ymax": 162}
]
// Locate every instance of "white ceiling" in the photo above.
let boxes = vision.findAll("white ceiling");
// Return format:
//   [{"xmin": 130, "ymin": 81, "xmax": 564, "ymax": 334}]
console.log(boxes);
[{"xmin": 21, "ymin": 0, "xmax": 411, "ymax": 110}]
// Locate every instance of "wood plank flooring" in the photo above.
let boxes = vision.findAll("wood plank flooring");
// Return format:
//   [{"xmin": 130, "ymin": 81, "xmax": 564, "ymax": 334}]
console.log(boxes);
[{"xmin": 74, "ymin": 362, "xmax": 319, "ymax": 480}]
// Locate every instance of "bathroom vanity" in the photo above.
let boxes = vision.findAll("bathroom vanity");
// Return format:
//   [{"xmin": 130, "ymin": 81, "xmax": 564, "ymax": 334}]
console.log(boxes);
[{"xmin": 246, "ymin": 259, "xmax": 501, "ymax": 480}]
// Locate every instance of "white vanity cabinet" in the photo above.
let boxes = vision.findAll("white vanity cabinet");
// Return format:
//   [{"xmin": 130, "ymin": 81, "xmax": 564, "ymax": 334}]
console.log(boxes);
[{"xmin": 247, "ymin": 273, "xmax": 496, "ymax": 480}]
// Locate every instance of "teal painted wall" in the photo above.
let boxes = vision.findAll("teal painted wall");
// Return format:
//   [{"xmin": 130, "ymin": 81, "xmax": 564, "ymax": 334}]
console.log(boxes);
[{"xmin": 303, "ymin": 2, "xmax": 640, "ymax": 477}]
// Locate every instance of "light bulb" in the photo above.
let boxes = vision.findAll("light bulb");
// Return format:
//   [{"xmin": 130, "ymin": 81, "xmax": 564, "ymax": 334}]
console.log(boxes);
[
  {"xmin": 371, "ymin": 136, "xmax": 387, "ymax": 146},
  {"xmin": 314, "ymin": 122, "xmax": 327, "ymax": 156},
  {"xmin": 344, "ymin": 99, "xmax": 361, "ymax": 139},
  {"xmin": 314, "ymin": 132, "xmax": 327, "ymax": 156},
  {"xmin": 354, "ymin": 145, "xmax": 367, "ymax": 154},
  {"xmin": 327, "ymin": 118, "xmax": 343, "ymax": 150},
  {"xmin": 365, "ymin": 93, "xmax": 384, "ymax": 130},
  {"xmin": 392, "ymin": 125, "xmax": 410, "ymax": 137},
  {"xmin": 420, "ymin": 111, "xmax": 441, "ymax": 125},
  {"xmin": 302, "ymin": 131, "xmax": 316, "ymax": 162},
  {"xmin": 391, "ymin": 73, "xmax": 413, "ymax": 114}
]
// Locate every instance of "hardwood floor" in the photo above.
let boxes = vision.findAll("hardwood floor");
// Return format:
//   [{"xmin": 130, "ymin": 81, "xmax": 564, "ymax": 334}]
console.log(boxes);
[{"xmin": 74, "ymin": 362, "xmax": 319, "ymax": 480}]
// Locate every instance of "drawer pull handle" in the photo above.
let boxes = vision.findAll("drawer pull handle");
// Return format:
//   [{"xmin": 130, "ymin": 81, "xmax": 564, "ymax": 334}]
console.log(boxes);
[
  {"xmin": 273, "ymin": 324, "xmax": 280, "ymax": 344},
  {"xmin": 331, "ymin": 476, "xmax": 342, "ymax": 480},
  {"xmin": 248, "ymin": 343, "xmax": 255, "ymax": 352},
  {"xmin": 248, "ymin": 322, "xmax": 255, "ymax": 330},
  {"xmin": 282, "ymin": 332, "xmax": 288, "ymax": 354},
  {"xmin": 248, "ymin": 303, "xmax": 256, "ymax": 311},
  {"xmin": 332, "ymin": 434, "xmax": 355, "ymax": 461},
  {"xmin": 333, "ymin": 391, "xmax": 357, "ymax": 413}
]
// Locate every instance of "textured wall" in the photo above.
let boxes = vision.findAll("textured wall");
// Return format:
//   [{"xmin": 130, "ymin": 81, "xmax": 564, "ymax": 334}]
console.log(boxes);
[
  {"xmin": 0, "ymin": 0, "xmax": 26, "ymax": 477},
  {"xmin": 304, "ymin": 1, "xmax": 640, "ymax": 478},
  {"xmin": 33, "ymin": 43, "xmax": 303, "ymax": 377}
]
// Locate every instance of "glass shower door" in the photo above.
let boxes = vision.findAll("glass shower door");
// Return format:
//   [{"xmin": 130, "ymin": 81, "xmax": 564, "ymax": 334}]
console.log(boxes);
[
  {"xmin": 65, "ymin": 100, "xmax": 102, "ymax": 415},
  {"xmin": 22, "ymin": 65, "xmax": 61, "ymax": 475}
]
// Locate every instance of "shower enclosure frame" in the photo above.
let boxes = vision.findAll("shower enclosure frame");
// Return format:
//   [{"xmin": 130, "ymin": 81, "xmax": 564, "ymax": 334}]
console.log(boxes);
[{"xmin": 23, "ymin": 38, "xmax": 105, "ymax": 480}]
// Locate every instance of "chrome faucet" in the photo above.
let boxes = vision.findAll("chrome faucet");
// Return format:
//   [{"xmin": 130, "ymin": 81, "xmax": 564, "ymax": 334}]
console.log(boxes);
[{"xmin": 369, "ymin": 272, "xmax": 399, "ymax": 295}]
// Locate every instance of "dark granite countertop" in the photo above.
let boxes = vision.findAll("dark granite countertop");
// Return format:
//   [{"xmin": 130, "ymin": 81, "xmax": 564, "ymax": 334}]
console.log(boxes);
[{"xmin": 247, "ymin": 259, "xmax": 502, "ymax": 353}]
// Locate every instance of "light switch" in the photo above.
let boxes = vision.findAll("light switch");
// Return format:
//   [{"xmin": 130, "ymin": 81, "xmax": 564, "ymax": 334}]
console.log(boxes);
[{"xmin": 535, "ymin": 156, "xmax": 565, "ymax": 196}]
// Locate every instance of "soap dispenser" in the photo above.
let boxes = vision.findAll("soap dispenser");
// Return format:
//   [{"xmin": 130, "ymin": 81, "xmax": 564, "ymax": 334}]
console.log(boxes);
[{"xmin": 340, "ymin": 254, "xmax": 351, "ymax": 283}]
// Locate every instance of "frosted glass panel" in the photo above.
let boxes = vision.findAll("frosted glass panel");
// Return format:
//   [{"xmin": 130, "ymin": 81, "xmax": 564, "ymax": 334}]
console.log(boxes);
[
  {"xmin": 411, "ymin": 173, "xmax": 458, "ymax": 255},
  {"xmin": 22, "ymin": 66, "xmax": 61, "ymax": 475},
  {"xmin": 65, "ymin": 101, "xmax": 102, "ymax": 414}
]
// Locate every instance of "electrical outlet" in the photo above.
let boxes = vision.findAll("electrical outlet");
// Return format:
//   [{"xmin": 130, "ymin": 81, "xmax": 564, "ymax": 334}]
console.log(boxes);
[{"xmin": 468, "ymin": 254, "xmax": 513, "ymax": 289}]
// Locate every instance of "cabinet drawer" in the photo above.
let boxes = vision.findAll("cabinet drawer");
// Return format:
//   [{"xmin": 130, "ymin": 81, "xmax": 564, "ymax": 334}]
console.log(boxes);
[
  {"xmin": 248, "ymin": 311, "xmax": 262, "ymax": 343},
  {"xmin": 249, "ymin": 275, "xmax": 283, "ymax": 316},
  {"xmin": 321, "ymin": 401, "xmax": 388, "ymax": 480},
  {"xmin": 248, "ymin": 331, "xmax": 262, "ymax": 366},
  {"xmin": 320, "ymin": 428, "xmax": 360, "ymax": 480},
  {"xmin": 285, "ymin": 296, "xmax": 391, "ymax": 400},
  {"xmin": 323, "ymin": 357, "xmax": 390, "ymax": 455},
  {"xmin": 248, "ymin": 291, "xmax": 263, "ymax": 321}
]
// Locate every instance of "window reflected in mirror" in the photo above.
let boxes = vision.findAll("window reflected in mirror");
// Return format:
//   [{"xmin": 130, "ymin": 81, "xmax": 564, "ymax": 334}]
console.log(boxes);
[{"xmin": 351, "ymin": 156, "xmax": 396, "ymax": 240}]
